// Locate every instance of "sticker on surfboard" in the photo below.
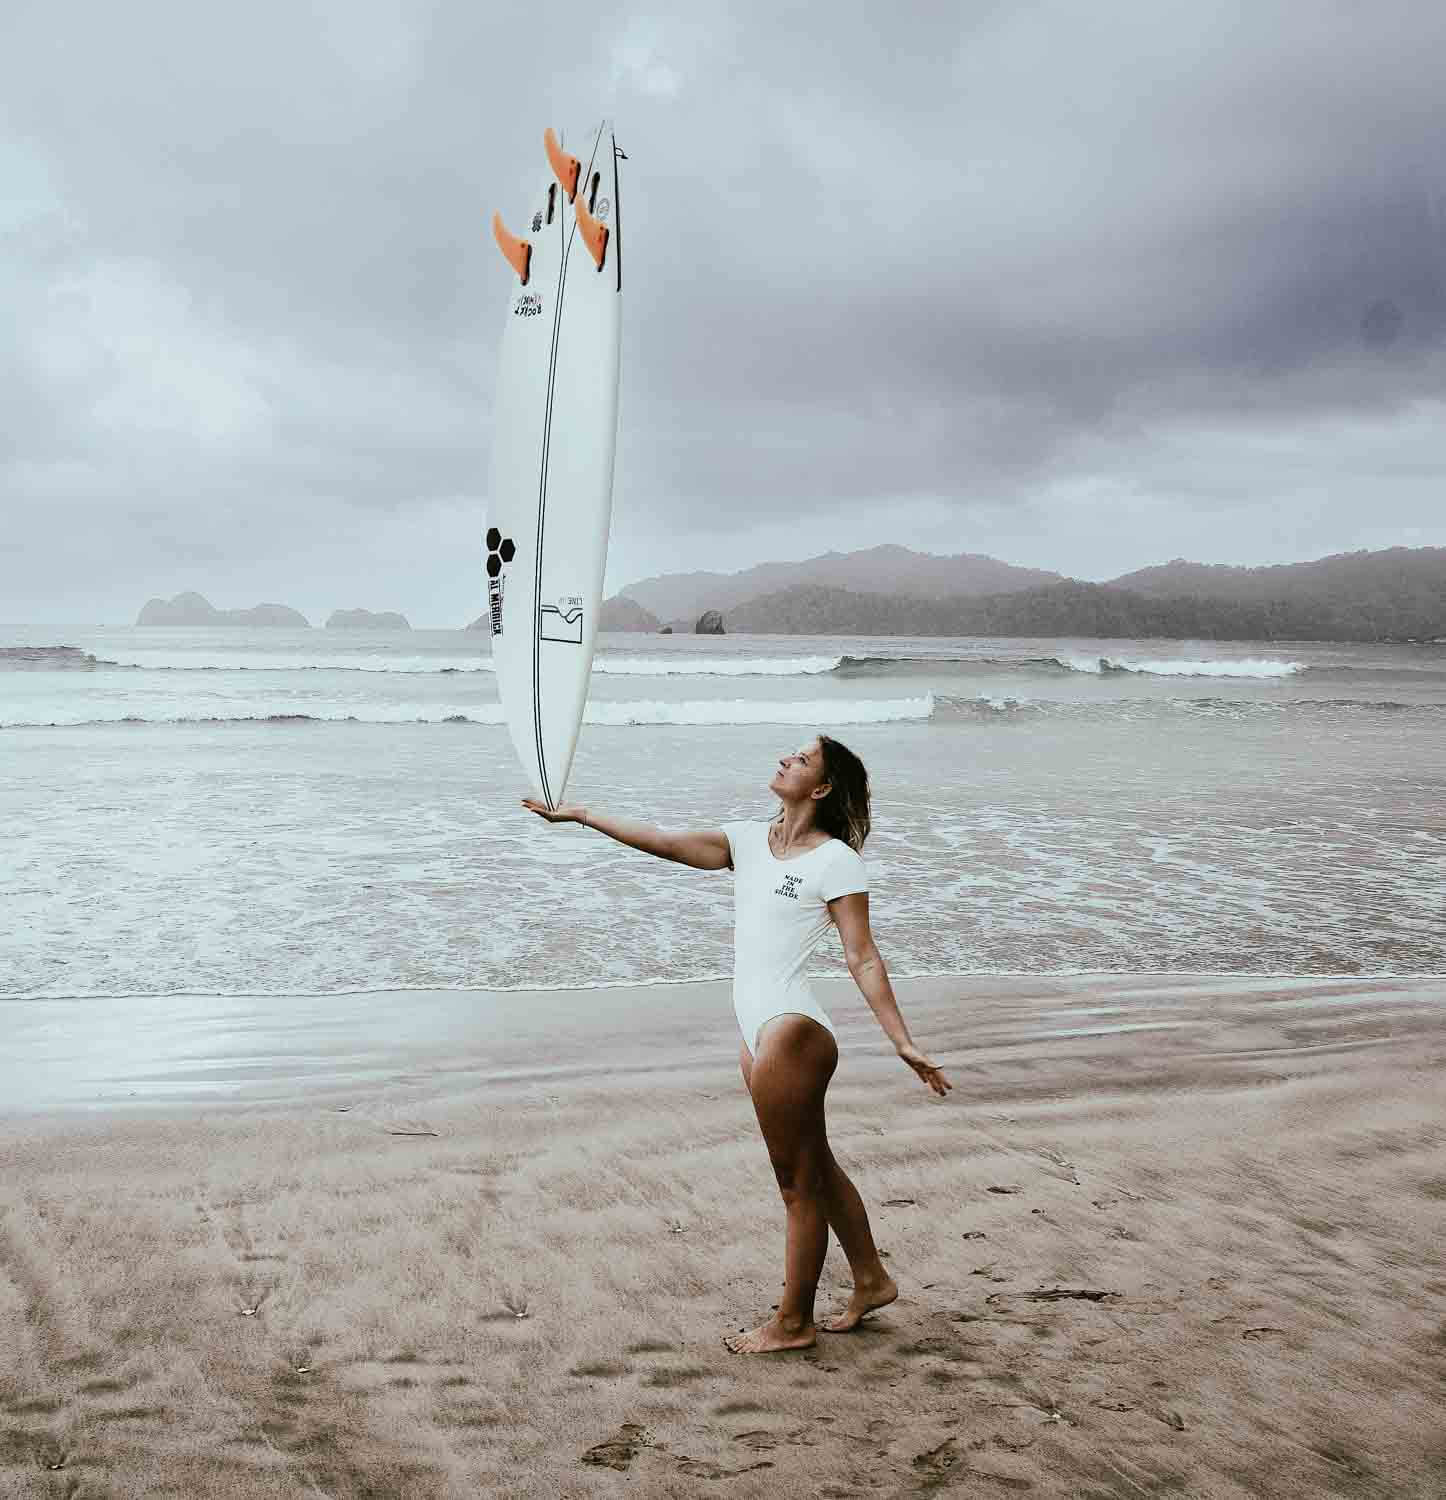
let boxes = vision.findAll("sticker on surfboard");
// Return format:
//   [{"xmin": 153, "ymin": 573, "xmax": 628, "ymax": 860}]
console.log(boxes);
[
  {"xmin": 485, "ymin": 530, "xmax": 515, "ymax": 637},
  {"xmin": 540, "ymin": 600, "xmax": 584, "ymax": 645}
]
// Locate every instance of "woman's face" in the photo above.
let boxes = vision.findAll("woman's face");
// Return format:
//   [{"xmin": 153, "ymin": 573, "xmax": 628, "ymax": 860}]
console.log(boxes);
[{"xmin": 770, "ymin": 739, "xmax": 829, "ymax": 803}]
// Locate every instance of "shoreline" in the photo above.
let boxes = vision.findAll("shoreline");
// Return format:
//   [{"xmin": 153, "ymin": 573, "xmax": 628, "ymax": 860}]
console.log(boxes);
[
  {"xmin": 3, "ymin": 972, "xmax": 1440, "ymax": 1119},
  {"xmin": 9, "ymin": 960, "xmax": 1444, "ymax": 1003}
]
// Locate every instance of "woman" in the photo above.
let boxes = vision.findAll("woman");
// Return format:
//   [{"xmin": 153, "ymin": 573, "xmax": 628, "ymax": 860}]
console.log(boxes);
[{"xmin": 524, "ymin": 734, "xmax": 950, "ymax": 1355}]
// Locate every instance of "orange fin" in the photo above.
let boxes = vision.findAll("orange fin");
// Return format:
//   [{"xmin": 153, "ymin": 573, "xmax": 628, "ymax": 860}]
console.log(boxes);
[
  {"xmin": 574, "ymin": 191, "xmax": 609, "ymax": 272},
  {"xmin": 491, "ymin": 211, "xmax": 531, "ymax": 285},
  {"xmin": 544, "ymin": 127, "xmax": 581, "ymax": 202}
]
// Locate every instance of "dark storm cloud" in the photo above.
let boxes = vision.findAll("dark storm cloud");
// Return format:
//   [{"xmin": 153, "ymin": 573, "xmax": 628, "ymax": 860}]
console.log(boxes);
[{"xmin": 3, "ymin": 0, "xmax": 1445, "ymax": 620}]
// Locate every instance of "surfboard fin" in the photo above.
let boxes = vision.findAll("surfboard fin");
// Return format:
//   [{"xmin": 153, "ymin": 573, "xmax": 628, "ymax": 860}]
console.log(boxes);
[
  {"xmin": 491, "ymin": 212, "xmax": 532, "ymax": 285},
  {"xmin": 544, "ymin": 127, "xmax": 581, "ymax": 202},
  {"xmin": 574, "ymin": 192, "xmax": 609, "ymax": 272}
]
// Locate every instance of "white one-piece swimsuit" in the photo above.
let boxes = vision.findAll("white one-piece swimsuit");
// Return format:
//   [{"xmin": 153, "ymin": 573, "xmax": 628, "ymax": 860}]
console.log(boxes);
[{"xmin": 721, "ymin": 821, "xmax": 870, "ymax": 1054}]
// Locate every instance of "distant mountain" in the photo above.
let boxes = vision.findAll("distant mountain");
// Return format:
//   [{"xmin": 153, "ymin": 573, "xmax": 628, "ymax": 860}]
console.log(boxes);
[
  {"xmin": 726, "ymin": 586, "xmax": 952, "ymax": 635},
  {"xmin": 326, "ymin": 609, "xmax": 410, "ymax": 629},
  {"xmin": 725, "ymin": 575, "xmax": 1446, "ymax": 641},
  {"xmin": 625, "ymin": 544, "xmax": 1445, "ymax": 642},
  {"xmin": 1110, "ymin": 546, "xmax": 1446, "ymax": 612},
  {"xmin": 137, "ymin": 592, "xmax": 309, "ymax": 627},
  {"xmin": 620, "ymin": 544, "xmax": 1063, "ymax": 621}
]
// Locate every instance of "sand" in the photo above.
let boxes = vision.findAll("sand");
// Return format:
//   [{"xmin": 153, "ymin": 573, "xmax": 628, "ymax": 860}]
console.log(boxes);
[{"xmin": 2, "ymin": 973, "xmax": 1444, "ymax": 1498}]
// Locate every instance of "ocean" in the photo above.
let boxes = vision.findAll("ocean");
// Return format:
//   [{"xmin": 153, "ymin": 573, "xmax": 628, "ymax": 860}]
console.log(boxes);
[{"xmin": 3, "ymin": 626, "xmax": 1443, "ymax": 1000}]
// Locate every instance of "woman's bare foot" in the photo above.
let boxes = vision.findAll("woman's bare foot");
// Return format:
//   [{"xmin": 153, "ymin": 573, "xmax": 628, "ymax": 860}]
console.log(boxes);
[
  {"xmin": 821, "ymin": 1274, "xmax": 898, "ymax": 1332},
  {"xmin": 723, "ymin": 1318, "xmax": 817, "ymax": 1354}
]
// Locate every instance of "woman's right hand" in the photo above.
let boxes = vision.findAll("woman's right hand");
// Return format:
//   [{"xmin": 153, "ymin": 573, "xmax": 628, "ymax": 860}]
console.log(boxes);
[
  {"xmin": 521, "ymin": 798, "xmax": 586, "ymax": 825},
  {"xmin": 897, "ymin": 1042, "xmax": 952, "ymax": 1097}
]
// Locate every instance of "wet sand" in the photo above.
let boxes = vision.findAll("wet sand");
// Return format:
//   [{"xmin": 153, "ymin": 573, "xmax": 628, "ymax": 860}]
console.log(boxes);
[{"xmin": 2, "ymin": 974, "xmax": 1444, "ymax": 1497}]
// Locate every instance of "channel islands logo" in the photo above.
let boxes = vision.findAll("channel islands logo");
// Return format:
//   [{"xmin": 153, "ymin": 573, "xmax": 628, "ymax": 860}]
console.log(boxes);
[{"xmin": 485, "ymin": 528, "xmax": 515, "ymax": 637}]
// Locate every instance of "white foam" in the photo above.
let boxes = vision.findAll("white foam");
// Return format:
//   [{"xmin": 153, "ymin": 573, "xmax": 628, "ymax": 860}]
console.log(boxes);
[
  {"xmin": 3, "ymin": 695, "xmax": 937, "ymax": 729},
  {"xmin": 592, "ymin": 655, "xmax": 842, "ymax": 676},
  {"xmin": 89, "ymin": 651, "xmax": 846, "ymax": 678},
  {"xmin": 99, "ymin": 651, "xmax": 495, "ymax": 674},
  {"xmin": 1056, "ymin": 654, "xmax": 1303, "ymax": 678},
  {"xmin": 580, "ymin": 695, "xmax": 934, "ymax": 725}
]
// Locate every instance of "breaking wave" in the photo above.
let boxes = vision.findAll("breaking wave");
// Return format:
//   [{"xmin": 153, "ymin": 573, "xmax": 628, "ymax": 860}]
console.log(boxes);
[
  {"xmin": 86, "ymin": 650, "xmax": 494, "ymax": 674},
  {"xmin": 15, "ymin": 647, "xmax": 1431, "ymax": 687},
  {"xmin": 69, "ymin": 651, "xmax": 848, "ymax": 677},
  {"xmin": 0, "ymin": 645, "xmax": 119, "ymax": 670},
  {"xmin": 11, "ymin": 694, "xmax": 1440, "ymax": 732},
  {"xmin": 837, "ymin": 652, "xmax": 1306, "ymax": 679},
  {"xmin": 1056, "ymin": 654, "xmax": 1304, "ymax": 678},
  {"xmin": 592, "ymin": 655, "xmax": 842, "ymax": 676},
  {"xmin": 2, "ymin": 696, "xmax": 939, "ymax": 729}
]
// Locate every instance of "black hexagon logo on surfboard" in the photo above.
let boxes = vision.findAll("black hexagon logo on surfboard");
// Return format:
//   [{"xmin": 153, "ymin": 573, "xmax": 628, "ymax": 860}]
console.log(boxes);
[{"xmin": 485, "ymin": 529, "xmax": 515, "ymax": 635}]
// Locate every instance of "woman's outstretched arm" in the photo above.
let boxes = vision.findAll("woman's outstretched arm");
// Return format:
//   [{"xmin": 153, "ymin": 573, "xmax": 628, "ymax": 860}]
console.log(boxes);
[
  {"xmin": 521, "ymin": 799, "xmax": 731, "ymax": 870},
  {"xmin": 830, "ymin": 891, "xmax": 951, "ymax": 1096}
]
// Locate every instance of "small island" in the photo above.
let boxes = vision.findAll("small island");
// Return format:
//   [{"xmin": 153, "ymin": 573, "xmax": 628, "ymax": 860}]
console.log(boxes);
[
  {"xmin": 598, "ymin": 595, "xmax": 659, "ymax": 632},
  {"xmin": 136, "ymin": 592, "xmax": 309, "ymax": 627},
  {"xmin": 326, "ymin": 609, "xmax": 411, "ymax": 630}
]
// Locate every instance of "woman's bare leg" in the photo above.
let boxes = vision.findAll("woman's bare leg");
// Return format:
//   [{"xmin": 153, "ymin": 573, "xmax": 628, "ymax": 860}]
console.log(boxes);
[
  {"xmin": 736, "ymin": 1035, "xmax": 897, "ymax": 1333},
  {"xmin": 724, "ymin": 1015, "xmax": 837, "ymax": 1354},
  {"xmin": 817, "ymin": 1145, "xmax": 898, "ymax": 1331}
]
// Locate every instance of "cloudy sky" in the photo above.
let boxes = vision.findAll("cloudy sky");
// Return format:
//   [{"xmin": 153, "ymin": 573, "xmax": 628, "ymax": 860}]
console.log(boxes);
[{"xmin": 3, "ymin": 1, "xmax": 1444, "ymax": 625}]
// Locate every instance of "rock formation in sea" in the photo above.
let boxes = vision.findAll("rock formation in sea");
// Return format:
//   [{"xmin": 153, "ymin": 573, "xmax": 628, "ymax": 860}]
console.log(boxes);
[
  {"xmin": 326, "ymin": 609, "xmax": 411, "ymax": 629},
  {"xmin": 136, "ymin": 593, "xmax": 309, "ymax": 627},
  {"xmin": 599, "ymin": 595, "xmax": 660, "ymax": 632},
  {"xmin": 234, "ymin": 603, "xmax": 310, "ymax": 627},
  {"xmin": 136, "ymin": 591, "xmax": 217, "ymax": 625},
  {"xmin": 694, "ymin": 609, "xmax": 726, "ymax": 635}
]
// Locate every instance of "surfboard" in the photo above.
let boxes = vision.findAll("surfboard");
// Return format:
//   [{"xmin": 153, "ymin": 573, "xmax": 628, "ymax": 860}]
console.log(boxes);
[{"xmin": 485, "ymin": 122, "xmax": 622, "ymax": 807}]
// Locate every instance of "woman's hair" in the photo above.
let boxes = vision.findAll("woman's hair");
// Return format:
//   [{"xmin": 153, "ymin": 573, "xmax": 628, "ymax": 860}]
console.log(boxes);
[{"xmin": 813, "ymin": 734, "xmax": 871, "ymax": 851}]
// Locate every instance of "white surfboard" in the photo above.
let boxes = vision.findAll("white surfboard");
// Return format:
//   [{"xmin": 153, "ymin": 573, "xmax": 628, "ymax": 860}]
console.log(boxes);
[{"xmin": 484, "ymin": 122, "xmax": 622, "ymax": 807}]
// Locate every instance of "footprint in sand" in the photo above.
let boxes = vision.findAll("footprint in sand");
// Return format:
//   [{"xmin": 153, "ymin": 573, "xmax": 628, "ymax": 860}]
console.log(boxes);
[
  {"xmin": 195, "ymin": 1196, "xmax": 282, "ymax": 1318},
  {"xmin": 568, "ymin": 1359, "xmax": 632, "ymax": 1378},
  {"xmin": 581, "ymin": 1422, "xmax": 653, "ymax": 1471},
  {"xmin": 675, "ymin": 1455, "xmax": 775, "ymax": 1478},
  {"xmin": 911, "ymin": 1435, "xmax": 1033, "ymax": 1491},
  {"xmin": 732, "ymin": 1426, "xmax": 816, "ymax": 1452},
  {"xmin": 643, "ymin": 1366, "xmax": 714, "ymax": 1388}
]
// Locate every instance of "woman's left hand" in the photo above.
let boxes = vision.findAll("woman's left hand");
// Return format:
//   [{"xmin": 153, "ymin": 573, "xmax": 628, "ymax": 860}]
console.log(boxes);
[
  {"xmin": 897, "ymin": 1043, "xmax": 951, "ymax": 1097},
  {"xmin": 521, "ymin": 799, "xmax": 586, "ymax": 825}
]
